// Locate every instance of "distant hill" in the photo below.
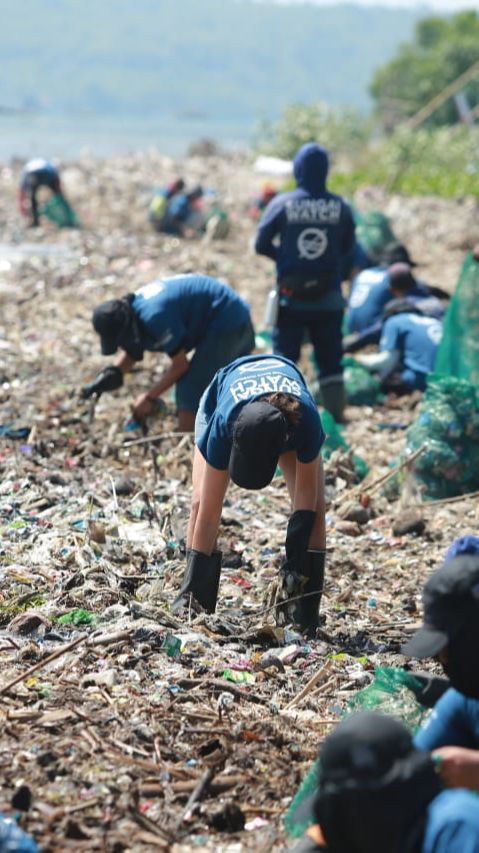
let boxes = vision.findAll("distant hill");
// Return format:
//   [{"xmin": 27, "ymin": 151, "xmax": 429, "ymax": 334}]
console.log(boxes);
[{"xmin": 1, "ymin": 0, "xmax": 422, "ymax": 123}]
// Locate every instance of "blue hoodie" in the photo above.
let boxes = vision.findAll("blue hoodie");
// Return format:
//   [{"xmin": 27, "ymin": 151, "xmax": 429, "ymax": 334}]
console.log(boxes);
[{"xmin": 255, "ymin": 143, "xmax": 355, "ymax": 310}]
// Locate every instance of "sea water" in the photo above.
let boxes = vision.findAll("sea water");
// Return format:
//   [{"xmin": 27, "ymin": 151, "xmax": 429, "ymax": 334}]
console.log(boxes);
[{"xmin": 0, "ymin": 111, "xmax": 254, "ymax": 162}]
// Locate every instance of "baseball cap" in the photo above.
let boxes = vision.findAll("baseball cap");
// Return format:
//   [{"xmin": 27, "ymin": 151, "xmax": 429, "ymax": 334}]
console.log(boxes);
[
  {"xmin": 229, "ymin": 401, "xmax": 288, "ymax": 490},
  {"xmin": 92, "ymin": 300, "xmax": 127, "ymax": 355},
  {"xmin": 402, "ymin": 555, "xmax": 479, "ymax": 658},
  {"xmin": 380, "ymin": 241, "xmax": 418, "ymax": 267},
  {"xmin": 445, "ymin": 535, "xmax": 479, "ymax": 561},
  {"xmin": 318, "ymin": 713, "xmax": 414, "ymax": 791}
]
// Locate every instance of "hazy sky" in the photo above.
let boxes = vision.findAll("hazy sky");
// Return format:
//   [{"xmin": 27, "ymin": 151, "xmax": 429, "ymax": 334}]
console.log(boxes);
[{"xmin": 278, "ymin": 0, "xmax": 479, "ymax": 7}]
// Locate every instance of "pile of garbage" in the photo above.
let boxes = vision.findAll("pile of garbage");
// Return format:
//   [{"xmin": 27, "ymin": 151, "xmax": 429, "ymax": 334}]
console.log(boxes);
[{"xmin": 0, "ymin": 149, "xmax": 478, "ymax": 850}]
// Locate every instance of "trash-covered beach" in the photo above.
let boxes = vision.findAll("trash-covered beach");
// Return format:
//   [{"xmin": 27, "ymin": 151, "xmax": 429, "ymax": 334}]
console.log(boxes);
[{"xmin": 0, "ymin": 151, "xmax": 478, "ymax": 851}]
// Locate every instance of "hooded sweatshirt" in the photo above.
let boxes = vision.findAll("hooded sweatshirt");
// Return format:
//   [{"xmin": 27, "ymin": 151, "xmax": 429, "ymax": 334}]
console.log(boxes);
[{"xmin": 255, "ymin": 143, "xmax": 355, "ymax": 310}]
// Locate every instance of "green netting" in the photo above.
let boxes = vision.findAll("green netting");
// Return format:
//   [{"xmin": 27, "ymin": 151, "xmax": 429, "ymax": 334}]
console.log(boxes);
[
  {"xmin": 343, "ymin": 356, "xmax": 384, "ymax": 406},
  {"xmin": 354, "ymin": 211, "xmax": 397, "ymax": 263},
  {"xmin": 405, "ymin": 374, "xmax": 479, "ymax": 499},
  {"xmin": 284, "ymin": 667, "xmax": 428, "ymax": 839},
  {"xmin": 40, "ymin": 194, "xmax": 80, "ymax": 228},
  {"xmin": 435, "ymin": 252, "xmax": 479, "ymax": 386},
  {"xmin": 320, "ymin": 409, "xmax": 349, "ymax": 458}
]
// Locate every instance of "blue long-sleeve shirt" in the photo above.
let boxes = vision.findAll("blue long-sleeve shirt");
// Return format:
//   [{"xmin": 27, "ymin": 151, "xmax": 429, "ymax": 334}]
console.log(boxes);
[{"xmin": 255, "ymin": 144, "xmax": 355, "ymax": 311}]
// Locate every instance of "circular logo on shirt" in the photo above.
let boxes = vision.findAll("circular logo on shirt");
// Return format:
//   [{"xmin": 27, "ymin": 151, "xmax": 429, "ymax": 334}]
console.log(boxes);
[{"xmin": 297, "ymin": 228, "xmax": 328, "ymax": 260}]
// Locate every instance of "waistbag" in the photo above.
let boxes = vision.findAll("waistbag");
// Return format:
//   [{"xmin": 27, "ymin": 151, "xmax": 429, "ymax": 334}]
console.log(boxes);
[{"xmin": 279, "ymin": 270, "xmax": 336, "ymax": 302}]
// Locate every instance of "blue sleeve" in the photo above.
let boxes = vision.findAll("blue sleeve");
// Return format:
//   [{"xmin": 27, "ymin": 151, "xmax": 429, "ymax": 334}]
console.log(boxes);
[
  {"xmin": 379, "ymin": 317, "xmax": 402, "ymax": 353},
  {"xmin": 295, "ymin": 407, "xmax": 325, "ymax": 464},
  {"xmin": 423, "ymin": 791, "xmax": 479, "ymax": 853},
  {"xmin": 198, "ymin": 416, "xmax": 231, "ymax": 470},
  {"xmin": 341, "ymin": 203, "xmax": 356, "ymax": 257},
  {"xmin": 414, "ymin": 690, "xmax": 472, "ymax": 751},
  {"xmin": 254, "ymin": 197, "xmax": 284, "ymax": 261}
]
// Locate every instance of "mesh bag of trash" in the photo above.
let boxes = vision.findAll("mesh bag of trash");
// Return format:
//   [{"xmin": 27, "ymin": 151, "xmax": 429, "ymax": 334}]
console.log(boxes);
[
  {"xmin": 343, "ymin": 356, "xmax": 384, "ymax": 406},
  {"xmin": 435, "ymin": 252, "xmax": 479, "ymax": 386},
  {"xmin": 284, "ymin": 667, "xmax": 427, "ymax": 840},
  {"xmin": 405, "ymin": 374, "xmax": 479, "ymax": 499},
  {"xmin": 320, "ymin": 410, "xmax": 349, "ymax": 458},
  {"xmin": 40, "ymin": 194, "xmax": 80, "ymax": 228},
  {"xmin": 346, "ymin": 667, "xmax": 429, "ymax": 732},
  {"xmin": 354, "ymin": 210, "xmax": 397, "ymax": 263}
]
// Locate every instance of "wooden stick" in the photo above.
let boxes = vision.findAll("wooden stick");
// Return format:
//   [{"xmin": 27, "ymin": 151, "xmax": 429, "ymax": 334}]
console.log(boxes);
[
  {"xmin": 356, "ymin": 443, "xmax": 428, "ymax": 498},
  {"xmin": 123, "ymin": 431, "xmax": 194, "ymax": 448},
  {"xmin": 282, "ymin": 660, "xmax": 334, "ymax": 711},
  {"xmin": 421, "ymin": 489, "xmax": 479, "ymax": 508},
  {"xmin": 0, "ymin": 634, "xmax": 86, "ymax": 696},
  {"xmin": 176, "ymin": 767, "xmax": 215, "ymax": 828}
]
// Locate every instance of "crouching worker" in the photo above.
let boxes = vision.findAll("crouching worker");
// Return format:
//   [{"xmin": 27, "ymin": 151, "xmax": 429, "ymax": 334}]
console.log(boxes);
[
  {"xmin": 81, "ymin": 274, "xmax": 255, "ymax": 431},
  {"xmin": 18, "ymin": 158, "xmax": 63, "ymax": 227},
  {"xmin": 403, "ymin": 543, "xmax": 479, "ymax": 792},
  {"xmin": 356, "ymin": 264, "xmax": 443, "ymax": 393},
  {"xmin": 172, "ymin": 354, "xmax": 326, "ymax": 635},
  {"xmin": 291, "ymin": 712, "xmax": 479, "ymax": 852}
]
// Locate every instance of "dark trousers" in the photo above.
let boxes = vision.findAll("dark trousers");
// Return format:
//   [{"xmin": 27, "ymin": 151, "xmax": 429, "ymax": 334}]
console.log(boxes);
[{"xmin": 273, "ymin": 307, "xmax": 343, "ymax": 380}]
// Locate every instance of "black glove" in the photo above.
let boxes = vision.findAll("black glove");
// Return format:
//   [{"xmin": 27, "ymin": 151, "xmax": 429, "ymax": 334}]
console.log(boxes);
[
  {"xmin": 81, "ymin": 366, "xmax": 123, "ymax": 399},
  {"xmin": 279, "ymin": 510, "xmax": 316, "ymax": 594}
]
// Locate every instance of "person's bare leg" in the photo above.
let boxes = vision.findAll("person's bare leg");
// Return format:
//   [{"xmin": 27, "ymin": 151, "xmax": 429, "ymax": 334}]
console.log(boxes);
[
  {"xmin": 309, "ymin": 456, "xmax": 326, "ymax": 550},
  {"xmin": 177, "ymin": 409, "xmax": 195, "ymax": 432},
  {"xmin": 186, "ymin": 447, "xmax": 207, "ymax": 547}
]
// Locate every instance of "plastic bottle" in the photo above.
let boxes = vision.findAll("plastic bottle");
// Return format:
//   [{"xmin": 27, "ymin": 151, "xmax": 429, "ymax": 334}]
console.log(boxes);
[{"xmin": 264, "ymin": 287, "xmax": 279, "ymax": 327}]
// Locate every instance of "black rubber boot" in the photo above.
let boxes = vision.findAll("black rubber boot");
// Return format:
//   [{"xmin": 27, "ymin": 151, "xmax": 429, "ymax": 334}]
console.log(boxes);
[
  {"xmin": 293, "ymin": 549, "xmax": 325, "ymax": 636},
  {"xmin": 319, "ymin": 380, "xmax": 346, "ymax": 423},
  {"xmin": 171, "ymin": 550, "xmax": 222, "ymax": 615}
]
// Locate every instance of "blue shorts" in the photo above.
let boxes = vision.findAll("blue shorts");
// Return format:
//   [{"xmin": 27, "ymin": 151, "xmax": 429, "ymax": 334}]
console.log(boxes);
[{"xmin": 176, "ymin": 320, "xmax": 255, "ymax": 413}]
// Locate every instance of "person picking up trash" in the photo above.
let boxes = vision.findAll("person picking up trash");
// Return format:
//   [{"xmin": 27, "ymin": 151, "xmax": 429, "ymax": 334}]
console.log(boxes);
[
  {"xmin": 289, "ymin": 711, "xmax": 479, "ymax": 852},
  {"xmin": 18, "ymin": 158, "xmax": 67, "ymax": 227},
  {"xmin": 172, "ymin": 353, "xmax": 326, "ymax": 634},
  {"xmin": 81, "ymin": 274, "xmax": 255, "ymax": 432},
  {"xmin": 255, "ymin": 143, "xmax": 355, "ymax": 422},
  {"xmin": 354, "ymin": 264, "xmax": 443, "ymax": 393},
  {"xmin": 403, "ymin": 538, "xmax": 479, "ymax": 792},
  {"xmin": 345, "ymin": 243, "xmax": 447, "ymax": 352}
]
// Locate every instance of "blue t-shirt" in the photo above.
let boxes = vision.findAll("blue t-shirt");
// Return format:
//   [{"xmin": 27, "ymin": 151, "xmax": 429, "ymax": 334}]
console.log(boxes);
[
  {"xmin": 197, "ymin": 355, "xmax": 325, "ymax": 470},
  {"xmin": 423, "ymin": 789, "xmax": 479, "ymax": 852},
  {"xmin": 132, "ymin": 275, "xmax": 251, "ymax": 357},
  {"xmin": 380, "ymin": 313, "xmax": 443, "ymax": 375},
  {"xmin": 347, "ymin": 266, "xmax": 391, "ymax": 332},
  {"xmin": 414, "ymin": 688, "xmax": 479, "ymax": 751}
]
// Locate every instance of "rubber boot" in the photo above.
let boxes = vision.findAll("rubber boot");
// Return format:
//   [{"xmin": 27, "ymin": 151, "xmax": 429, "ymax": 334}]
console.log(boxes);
[
  {"xmin": 293, "ymin": 549, "xmax": 325, "ymax": 636},
  {"xmin": 319, "ymin": 380, "xmax": 346, "ymax": 424},
  {"xmin": 171, "ymin": 549, "xmax": 222, "ymax": 615}
]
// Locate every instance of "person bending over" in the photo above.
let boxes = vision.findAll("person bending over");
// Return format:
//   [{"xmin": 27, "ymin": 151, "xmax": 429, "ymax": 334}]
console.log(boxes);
[
  {"xmin": 81, "ymin": 274, "xmax": 255, "ymax": 431},
  {"xmin": 172, "ymin": 354, "xmax": 326, "ymax": 635}
]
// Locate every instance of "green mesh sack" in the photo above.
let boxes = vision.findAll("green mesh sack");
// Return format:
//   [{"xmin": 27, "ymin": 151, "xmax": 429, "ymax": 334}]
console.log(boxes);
[
  {"xmin": 435, "ymin": 253, "xmax": 479, "ymax": 386},
  {"xmin": 284, "ymin": 667, "xmax": 428, "ymax": 840},
  {"xmin": 404, "ymin": 374, "xmax": 479, "ymax": 499},
  {"xmin": 40, "ymin": 194, "xmax": 80, "ymax": 228},
  {"xmin": 320, "ymin": 409, "xmax": 349, "ymax": 458},
  {"xmin": 355, "ymin": 211, "xmax": 396, "ymax": 263},
  {"xmin": 343, "ymin": 356, "xmax": 384, "ymax": 406}
]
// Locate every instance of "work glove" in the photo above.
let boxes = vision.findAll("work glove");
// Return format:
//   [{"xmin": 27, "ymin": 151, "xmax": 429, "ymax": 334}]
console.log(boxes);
[
  {"xmin": 276, "ymin": 510, "xmax": 316, "ymax": 622},
  {"xmin": 80, "ymin": 366, "xmax": 123, "ymax": 399}
]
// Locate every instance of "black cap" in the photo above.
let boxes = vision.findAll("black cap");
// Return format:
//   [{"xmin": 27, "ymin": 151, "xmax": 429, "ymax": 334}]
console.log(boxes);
[
  {"xmin": 318, "ymin": 713, "xmax": 413, "ymax": 791},
  {"xmin": 402, "ymin": 555, "xmax": 479, "ymax": 658},
  {"xmin": 92, "ymin": 300, "xmax": 127, "ymax": 355},
  {"xmin": 229, "ymin": 401, "xmax": 288, "ymax": 490},
  {"xmin": 380, "ymin": 241, "xmax": 418, "ymax": 267}
]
